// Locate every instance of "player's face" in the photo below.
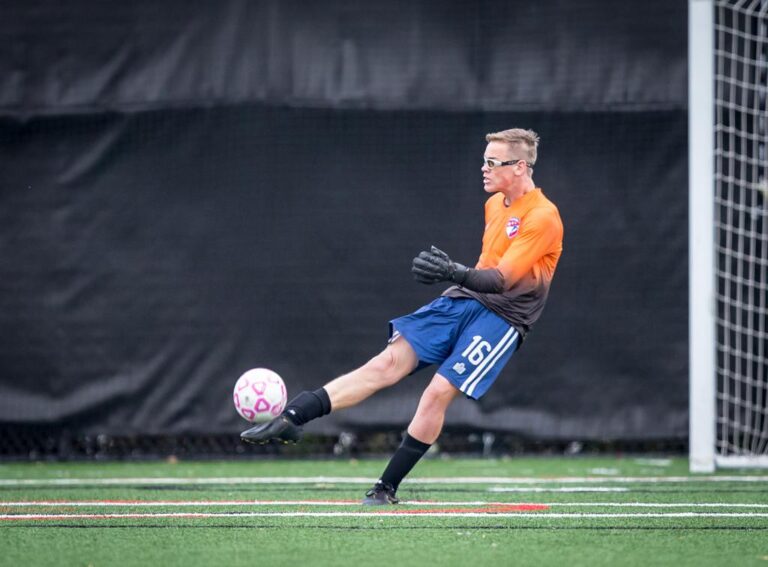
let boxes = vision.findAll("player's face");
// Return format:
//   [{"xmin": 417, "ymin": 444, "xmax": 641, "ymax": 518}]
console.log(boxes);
[{"xmin": 482, "ymin": 141, "xmax": 524, "ymax": 194}]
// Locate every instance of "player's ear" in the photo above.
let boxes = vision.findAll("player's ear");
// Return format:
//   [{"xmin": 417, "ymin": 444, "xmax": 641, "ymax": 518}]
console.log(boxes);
[{"xmin": 522, "ymin": 164, "xmax": 532, "ymax": 177}]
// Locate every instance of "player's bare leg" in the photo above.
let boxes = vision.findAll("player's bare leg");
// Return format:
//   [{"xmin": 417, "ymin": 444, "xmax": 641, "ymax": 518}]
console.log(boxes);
[
  {"xmin": 406, "ymin": 373, "xmax": 462, "ymax": 443},
  {"xmin": 241, "ymin": 338, "xmax": 418, "ymax": 444},
  {"xmin": 324, "ymin": 338, "xmax": 419, "ymax": 410},
  {"xmin": 363, "ymin": 373, "xmax": 461, "ymax": 505}
]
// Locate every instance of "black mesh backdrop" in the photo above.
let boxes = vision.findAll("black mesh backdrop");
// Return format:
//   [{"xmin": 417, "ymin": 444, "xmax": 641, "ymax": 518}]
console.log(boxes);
[{"xmin": 0, "ymin": 0, "xmax": 688, "ymax": 456}]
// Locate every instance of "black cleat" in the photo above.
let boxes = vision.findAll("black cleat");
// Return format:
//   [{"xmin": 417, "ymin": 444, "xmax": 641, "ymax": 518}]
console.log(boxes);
[
  {"xmin": 361, "ymin": 481, "xmax": 399, "ymax": 505},
  {"xmin": 240, "ymin": 415, "xmax": 303, "ymax": 445}
]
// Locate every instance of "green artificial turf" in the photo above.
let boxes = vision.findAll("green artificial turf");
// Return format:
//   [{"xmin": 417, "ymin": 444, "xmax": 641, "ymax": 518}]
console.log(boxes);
[{"xmin": 1, "ymin": 457, "xmax": 767, "ymax": 567}]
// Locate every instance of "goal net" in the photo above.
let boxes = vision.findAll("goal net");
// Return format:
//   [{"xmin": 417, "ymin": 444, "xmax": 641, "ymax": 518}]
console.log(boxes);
[{"xmin": 712, "ymin": 0, "xmax": 768, "ymax": 468}]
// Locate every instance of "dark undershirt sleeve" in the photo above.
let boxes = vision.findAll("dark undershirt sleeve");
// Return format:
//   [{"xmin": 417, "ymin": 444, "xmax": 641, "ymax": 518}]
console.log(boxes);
[{"xmin": 456, "ymin": 267, "xmax": 505, "ymax": 293}]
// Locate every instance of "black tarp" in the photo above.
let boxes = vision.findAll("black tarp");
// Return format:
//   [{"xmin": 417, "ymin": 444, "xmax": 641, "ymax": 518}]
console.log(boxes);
[{"xmin": 0, "ymin": 0, "xmax": 688, "ymax": 441}]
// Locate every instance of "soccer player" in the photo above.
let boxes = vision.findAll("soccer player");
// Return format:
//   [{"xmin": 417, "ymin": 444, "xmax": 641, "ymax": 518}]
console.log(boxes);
[{"xmin": 241, "ymin": 128, "xmax": 564, "ymax": 505}]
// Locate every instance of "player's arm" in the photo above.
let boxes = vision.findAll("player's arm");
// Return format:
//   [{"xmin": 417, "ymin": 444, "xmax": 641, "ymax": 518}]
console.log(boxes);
[
  {"xmin": 412, "ymin": 208, "xmax": 561, "ymax": 292},
  {"xmin": 411, "ymin": 246, "xmax": 505, "ymax": 293}
]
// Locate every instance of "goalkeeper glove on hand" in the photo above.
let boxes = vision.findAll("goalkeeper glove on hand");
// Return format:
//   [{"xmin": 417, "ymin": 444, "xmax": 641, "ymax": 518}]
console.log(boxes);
[{"xmin": 411, "ymin": 245, "xmax": 468, "ymax": 285}]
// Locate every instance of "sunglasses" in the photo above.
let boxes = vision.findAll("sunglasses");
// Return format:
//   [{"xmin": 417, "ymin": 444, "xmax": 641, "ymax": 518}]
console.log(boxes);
[{"xmin": 483, "ymin": 158, "xmax": 529, "ymax": 169}]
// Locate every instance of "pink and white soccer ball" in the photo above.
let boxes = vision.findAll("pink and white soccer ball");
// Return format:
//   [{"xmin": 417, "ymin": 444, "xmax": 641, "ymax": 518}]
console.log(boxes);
[{"xmin": 233, "ymin": 368, "xmax": 287, "ymax": 423}]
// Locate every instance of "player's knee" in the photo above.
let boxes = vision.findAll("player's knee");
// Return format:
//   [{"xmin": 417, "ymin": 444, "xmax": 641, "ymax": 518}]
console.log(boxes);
[
  {"xmin": 416, "ymin": 390, "xmax": 443, "ymax": 415},
  {"xmin": 365, "ymin": 349, "xmax": 405, "ymax": 387},
  {"xmin": 418, "ymin": 378, "xmax": 458, "ymax": 413}
]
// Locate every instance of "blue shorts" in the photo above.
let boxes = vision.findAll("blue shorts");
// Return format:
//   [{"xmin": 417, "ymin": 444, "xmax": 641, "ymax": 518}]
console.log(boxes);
[{"xmin": 389, "ymin": 297, "xmax": 520, "ymax": 399}]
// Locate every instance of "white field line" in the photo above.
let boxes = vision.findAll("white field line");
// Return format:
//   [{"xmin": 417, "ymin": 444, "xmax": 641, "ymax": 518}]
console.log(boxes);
[
  {"xmin": 2, "ymin": 500, "xmax": 768, "ymax": 508},
  {"xmin": 3, "ymin": 511, "xmax": 768, "ymax": 520},
  {"xmin": 489, "ymin": 487, "xmax": 629, "ymax": 493},
  {"xmin": 1, "ymin": 475, "xmax": 767, "ymax": 487}
]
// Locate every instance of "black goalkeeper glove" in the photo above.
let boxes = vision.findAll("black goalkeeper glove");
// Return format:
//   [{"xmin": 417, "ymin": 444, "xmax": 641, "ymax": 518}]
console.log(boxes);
[{"xmin": 411, "ymin": 245, "xmax": 469, "ymax": 285}]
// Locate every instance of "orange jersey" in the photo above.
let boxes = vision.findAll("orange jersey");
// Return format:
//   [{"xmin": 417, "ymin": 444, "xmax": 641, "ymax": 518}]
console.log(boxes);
[{"xmin": 445, "ymin": 188, "xmax": 563, "ymax": 335}]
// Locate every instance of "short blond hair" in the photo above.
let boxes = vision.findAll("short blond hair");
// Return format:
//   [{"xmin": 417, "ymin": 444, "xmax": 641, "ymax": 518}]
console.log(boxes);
[{"xmin": 485, "ymin": 128, "xmax": 540, "ymax": 165}]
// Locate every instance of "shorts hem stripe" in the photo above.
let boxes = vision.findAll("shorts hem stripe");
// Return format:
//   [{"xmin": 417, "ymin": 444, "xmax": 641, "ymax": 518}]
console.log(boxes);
[
  {"xmin": 459, "ymin": 327, "xmax": 516, "ymax": 394},
  {"xmin": 465, "ymin": 330, "xmax": 518, "ymax": 397}
]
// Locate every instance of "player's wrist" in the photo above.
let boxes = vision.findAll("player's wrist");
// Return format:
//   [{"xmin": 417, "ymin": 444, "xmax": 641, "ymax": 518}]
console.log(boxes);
[{"xmin": 450, "ymin": 263, "xmax": 468, "ymax": 284}]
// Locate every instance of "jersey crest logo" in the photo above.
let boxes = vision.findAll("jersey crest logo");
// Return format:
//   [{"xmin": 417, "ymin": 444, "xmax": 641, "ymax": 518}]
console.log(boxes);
[{"xmin": 505, "ymin": 217, "xmax": 521, "ymax": 239}]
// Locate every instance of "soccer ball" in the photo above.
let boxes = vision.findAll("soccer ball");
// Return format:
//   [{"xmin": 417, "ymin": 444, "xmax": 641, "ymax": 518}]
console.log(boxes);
[{"xmin": 233, "ymin": 368, "xmax": 288, "ymax": 423}]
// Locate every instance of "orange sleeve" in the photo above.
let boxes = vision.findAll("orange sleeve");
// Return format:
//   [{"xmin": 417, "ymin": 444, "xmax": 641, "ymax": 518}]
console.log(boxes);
[{"xmin": 496, "ymin": 207, "xmax": 562, "ymax": 286}]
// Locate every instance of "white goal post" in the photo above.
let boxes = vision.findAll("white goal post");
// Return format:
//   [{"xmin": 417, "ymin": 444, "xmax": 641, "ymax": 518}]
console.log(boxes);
[{"xmin": 689, "ymin": 0, "xmax": 768, "ymax": 471}]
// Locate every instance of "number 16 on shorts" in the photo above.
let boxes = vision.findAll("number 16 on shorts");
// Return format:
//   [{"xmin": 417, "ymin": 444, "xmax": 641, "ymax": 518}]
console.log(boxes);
[
  {"xmin": 441, "ymin": 326, "xmax": 520, "ymax": 399},
  {"xmin": 461, "ymin": 335, "xmax": 492, "ymax": 365}
]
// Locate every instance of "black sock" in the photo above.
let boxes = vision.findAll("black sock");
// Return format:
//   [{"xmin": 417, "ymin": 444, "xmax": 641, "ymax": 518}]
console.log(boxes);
[
  {"xmin": 379, "ymin": 433, "xmax": 432, "ymax": 491},
  {"xmin": 282, "ymin": 388, "xmax": 332, "ymax": 426}
]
